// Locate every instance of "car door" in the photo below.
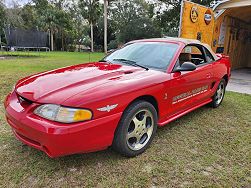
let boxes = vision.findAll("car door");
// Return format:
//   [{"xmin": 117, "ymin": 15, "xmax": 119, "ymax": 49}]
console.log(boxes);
[{"xmin": 168, "ymin": 44, "xmax": 213, "ymax": 116}]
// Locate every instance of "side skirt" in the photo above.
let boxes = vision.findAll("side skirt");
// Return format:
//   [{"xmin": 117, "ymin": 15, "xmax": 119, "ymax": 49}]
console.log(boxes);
[{"xmin": 157, "ymin": 98, "xmax": 212, "ymax": 127}]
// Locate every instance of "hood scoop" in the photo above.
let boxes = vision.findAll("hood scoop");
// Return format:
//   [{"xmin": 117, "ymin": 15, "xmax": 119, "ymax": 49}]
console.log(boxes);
[
  {"xmin": 124, "ymin": 70, "xmax": 133, "ymax": 74},
  {"xmin": 108, "ymin": 70, "xmax": 134, "ymax": 81}
]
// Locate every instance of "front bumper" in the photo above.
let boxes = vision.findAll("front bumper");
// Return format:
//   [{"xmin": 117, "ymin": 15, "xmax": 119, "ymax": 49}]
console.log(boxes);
[{"xmin": 4, "ymin": 92, "xmax": 122, "ymax": 157}]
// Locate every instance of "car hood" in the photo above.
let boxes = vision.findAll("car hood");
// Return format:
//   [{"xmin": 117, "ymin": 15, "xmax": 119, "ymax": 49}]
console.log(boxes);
[{"xmin": 15, "ymin": 62, "xmax": 164, "ymax": 105}]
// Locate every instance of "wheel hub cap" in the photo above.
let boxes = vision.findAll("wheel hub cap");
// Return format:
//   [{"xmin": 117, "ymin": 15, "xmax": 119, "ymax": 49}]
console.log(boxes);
[
  {"xmin": 126, "ymin": 109, "xmax": 154, "ymax": 151},
  {"xmin": 215, "ymin": 82, "xmax": 224, "ymax": 105}
]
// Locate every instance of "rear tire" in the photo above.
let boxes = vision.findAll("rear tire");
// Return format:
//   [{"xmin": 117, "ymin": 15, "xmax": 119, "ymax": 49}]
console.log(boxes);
[
  {"xmin": 210, "ymin": 79, "xmax": 226, "ymax": 108},
  {"xmin": 112, "ymin": 100, "xmax": 157, "ymax": 157}
]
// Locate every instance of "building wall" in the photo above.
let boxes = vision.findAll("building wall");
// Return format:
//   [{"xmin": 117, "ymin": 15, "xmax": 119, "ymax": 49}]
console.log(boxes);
[
  {"xmin": 212, "ymin": 10, "xmax": 251, "ymax": 69},
  {"xmin": 248, "ymin": 43, "xmax": 251, "ymax": 68},
  {"xmin": 179, "ymin": 1, "xmax": 214, "ymax": 46}
]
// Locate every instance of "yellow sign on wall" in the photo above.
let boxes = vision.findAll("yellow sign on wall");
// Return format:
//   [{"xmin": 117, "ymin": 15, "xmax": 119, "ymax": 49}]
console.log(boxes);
[
  {"xmin": 190, "ymin": 6, "xmax": 199, "ymax": 23},
  {"xmin": 179, "ymin": 0, "xmax": 215, "ymax": 46}
]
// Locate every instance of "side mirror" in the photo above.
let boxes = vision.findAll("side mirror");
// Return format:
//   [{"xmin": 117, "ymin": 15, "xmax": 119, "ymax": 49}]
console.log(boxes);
[{"xmin": 174, "ymin": 62, "xmax": 196, "ymax": 72}]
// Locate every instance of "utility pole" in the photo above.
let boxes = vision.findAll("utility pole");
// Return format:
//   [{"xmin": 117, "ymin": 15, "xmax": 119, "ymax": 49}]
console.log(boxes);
[
  {"xmin": 104, "ymin": 0, "xmax": 108, "ymax": 54},
  {"xmin": 90, "ymin": 22, "xmax": 94, "ymax": 52}
]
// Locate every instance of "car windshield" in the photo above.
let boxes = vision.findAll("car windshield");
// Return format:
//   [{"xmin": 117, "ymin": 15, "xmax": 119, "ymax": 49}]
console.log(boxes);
[{"xmin": 104, "ymin": 42, "xmax": 179, "ymax": 71}]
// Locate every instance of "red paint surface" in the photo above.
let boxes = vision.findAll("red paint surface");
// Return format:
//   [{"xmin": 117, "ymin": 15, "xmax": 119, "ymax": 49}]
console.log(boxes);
[{"xmin": 4, "ymin": 39, "xmax": 231, "ymax": 157}]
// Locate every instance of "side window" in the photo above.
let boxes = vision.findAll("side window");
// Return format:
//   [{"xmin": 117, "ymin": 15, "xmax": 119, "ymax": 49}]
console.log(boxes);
[
  {"xmin": 177, "ymin": 44, "xmax": 212, "ymax": 69},
  {"xmin": 187, "ymin": 45, "xmax": 206, "ymax": 66},
  {"xmin": 204, "ymin": 48, "xmax": 215, "ymax": 63}
]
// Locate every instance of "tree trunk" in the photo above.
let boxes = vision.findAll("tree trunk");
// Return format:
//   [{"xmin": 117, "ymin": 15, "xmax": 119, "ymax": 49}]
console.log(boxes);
[
  {"xmin": 48, "ymin": 30, "xmax": 51, "ymax": 51},
  {"xmin": 90, "ymin": 22, "xmax": 94, "ymax": 52},
  {"xmin": 51, "ymin": 30, "xmax": 54, "ymax": 51},
  {"xmin": 104, "ymin": 0, "xmax": 108, "ymax": 54},
  {"xmin": 61, "ymin": 31, "xmax": 64, "ymax": 51},
  {"xmin": 78, "ymin": 37, "xmax": 81, "ymax": 52}
]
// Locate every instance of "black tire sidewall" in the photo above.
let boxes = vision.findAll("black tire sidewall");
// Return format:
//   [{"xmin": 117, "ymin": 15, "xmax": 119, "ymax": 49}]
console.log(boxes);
[{"xmin": 112, "ymin": 101, "xmax": 158, "ymax": 157}]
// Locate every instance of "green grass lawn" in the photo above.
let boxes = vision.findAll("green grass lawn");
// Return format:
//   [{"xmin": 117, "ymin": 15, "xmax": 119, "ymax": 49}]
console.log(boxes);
[{"xmin": 0, "ymin": 52, "xmax": 250, "ymax": 187}]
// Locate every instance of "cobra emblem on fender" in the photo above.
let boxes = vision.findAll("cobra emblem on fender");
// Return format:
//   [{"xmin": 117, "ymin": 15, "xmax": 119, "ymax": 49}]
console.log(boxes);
[{"xmin": 97, "ymin": 104, "xmax": 118, "ymax": 112}]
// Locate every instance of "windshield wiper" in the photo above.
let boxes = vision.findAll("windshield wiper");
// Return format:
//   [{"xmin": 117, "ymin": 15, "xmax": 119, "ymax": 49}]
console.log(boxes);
[
  {"xmin": 99, "ymin": 59, "xmax": 106, "ymax": 62},
  {"xmin": 113, "ymin": 58, "xmax": 149, "ymax": 70},
  {"xmin": 99, "ymin": 59, "xmax": 112, "ymax": 64}
]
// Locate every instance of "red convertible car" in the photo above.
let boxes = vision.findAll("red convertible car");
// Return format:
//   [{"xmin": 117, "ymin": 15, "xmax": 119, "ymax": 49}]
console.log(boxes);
[{"xmin": 4, "ymin": 38, "xmax": 231, "ymax": 157}]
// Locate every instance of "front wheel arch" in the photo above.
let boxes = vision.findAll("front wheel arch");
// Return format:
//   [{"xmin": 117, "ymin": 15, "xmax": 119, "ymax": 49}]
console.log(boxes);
[
  {"xmin": 112, "ymin": 100, "xmax": 158, "ymax": 157},
  {"xmin": 125, "ymin": 95, "xmax": 159, "ymax": 118},
  {"xmin": 112, "ymin": 95, "xmax": 159, "ymax": 146},
  {"xmin": 223, "ymin": 74, "xmax": 229, "ymax": 84}
]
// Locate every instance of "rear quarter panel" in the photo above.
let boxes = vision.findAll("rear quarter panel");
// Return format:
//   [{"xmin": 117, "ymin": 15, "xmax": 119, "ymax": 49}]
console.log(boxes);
[{"xmin": 212, "ymin": 55, "xmax": 231, "ymax": 84}]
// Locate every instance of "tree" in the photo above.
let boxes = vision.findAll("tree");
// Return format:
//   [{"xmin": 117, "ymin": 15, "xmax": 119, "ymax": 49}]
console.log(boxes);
[
  {"xmin": 33, "ymin": 0, "xmax": 72, "ymax": 51},
  {"xmin": 4, "ymin": 2, "xmax": 25, "ymax": 29},
  {"xmin": 49, "ymin": 0, "xmax": 73, "ymax": 50},
  {"xmin": 20, "ymin": 4, "xmax": 38, "ymax": 29},
  {"xmin": 104, "ymin": 0, "xmax": 108, "ymax": 53},
  {"xmin": 109, "ymin": 0, "xmax": 161, "ymax": 44},
  {"xmin": 0, "ymin": 0, "xmax": 5, "ymax": 48},
  {"xmin": 0, "ymin": 0, "xmax": 5, "ymax": 30},
  {"xmin": 68, "ymin": 1, "xmax": 90, "ymax": 52},
  {"xmin": 79, "ymin": 0, "xmax": 101, "ymax": 52},
  {"xmin": 93, "ymin": 16, "xmax": 116, "ymax": 51}
]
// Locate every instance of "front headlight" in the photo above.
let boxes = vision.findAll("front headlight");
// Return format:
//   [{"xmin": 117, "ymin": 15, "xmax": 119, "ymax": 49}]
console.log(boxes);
[{"xmin": 34, "ymin": 104, "xmax": 92, "ymax": 123}]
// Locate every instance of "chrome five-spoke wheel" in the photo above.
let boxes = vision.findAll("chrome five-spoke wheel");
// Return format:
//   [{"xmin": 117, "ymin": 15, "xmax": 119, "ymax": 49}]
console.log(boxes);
[
  {"xmin": 126, "ymin": 110, "xmax": 154, "ymax": 151},
  {"xmin": 215, "ymin": 81, "xmax": 225, "ymax": 105},
  {"xmin": 112, "ymin": 101, "xmax": 157, "ymax": 157}
]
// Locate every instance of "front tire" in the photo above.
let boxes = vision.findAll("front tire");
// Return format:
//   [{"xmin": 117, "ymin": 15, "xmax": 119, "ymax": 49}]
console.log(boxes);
[
  {"xmin": 112, "ymin": 101, "xmax": 158, "ymax": 157},
  {"xmin": 211, "ymin": 79, "xmax": 226, "ymax": 108}
]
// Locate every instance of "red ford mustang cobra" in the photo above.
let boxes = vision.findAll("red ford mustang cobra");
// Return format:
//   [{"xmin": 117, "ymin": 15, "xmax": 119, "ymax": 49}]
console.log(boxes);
[{"xmin": 4, "ymin": 38, "xmax": 231, "ymax": 157}]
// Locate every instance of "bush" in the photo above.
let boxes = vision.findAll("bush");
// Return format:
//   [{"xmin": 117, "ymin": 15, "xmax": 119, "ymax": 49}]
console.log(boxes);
[
  {"xmin": 108, "ymin": 40, "xmax": 119, "ymax": 50},
  {"xmin": 67, "ymin": 44, "xmax": 76, "ymax": 52}
]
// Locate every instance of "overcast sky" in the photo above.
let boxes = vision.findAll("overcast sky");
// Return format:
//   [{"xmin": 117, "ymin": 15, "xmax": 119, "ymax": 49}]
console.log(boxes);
[{"xmin": 4, "ymin": 0, "xmax": 31, "ymax": 7}]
